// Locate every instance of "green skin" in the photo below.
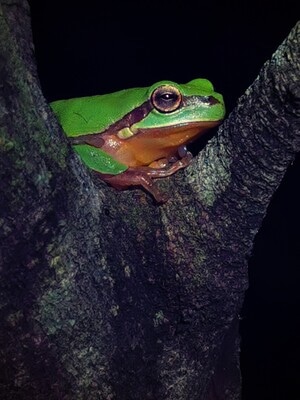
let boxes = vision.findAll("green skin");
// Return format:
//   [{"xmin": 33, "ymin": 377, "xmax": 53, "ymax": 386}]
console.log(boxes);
[{"xmin": 50, "ymin": 79, "xmax": 225, "ymax": 202}]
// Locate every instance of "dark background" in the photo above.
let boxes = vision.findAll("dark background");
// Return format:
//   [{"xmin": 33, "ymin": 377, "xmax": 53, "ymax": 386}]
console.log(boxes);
[{"xmin": 28, "ymin": 1, "xmax": 300, "ymax": 398}]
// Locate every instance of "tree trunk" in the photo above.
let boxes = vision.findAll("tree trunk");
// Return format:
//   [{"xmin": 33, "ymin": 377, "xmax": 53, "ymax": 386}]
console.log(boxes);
[{"xmin": 1, "ymin": 1, "xmax": 299, "ymax": 399}]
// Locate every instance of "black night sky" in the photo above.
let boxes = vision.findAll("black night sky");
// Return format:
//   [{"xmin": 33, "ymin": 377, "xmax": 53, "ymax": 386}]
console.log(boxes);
[{"xmin": 29, "ymin": 1, "xmax": 300, "ymax": 398}]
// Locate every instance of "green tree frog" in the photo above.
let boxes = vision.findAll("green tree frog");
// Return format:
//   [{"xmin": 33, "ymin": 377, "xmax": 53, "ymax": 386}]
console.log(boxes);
[{"xmin": 50, "ymin": 79, "xmax": 225, "ymax": 202}]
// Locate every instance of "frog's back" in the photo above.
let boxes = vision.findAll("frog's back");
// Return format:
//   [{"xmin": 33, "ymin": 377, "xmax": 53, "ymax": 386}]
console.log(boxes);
[{"xmin": 50, "ymin": 86, "xmax": 149, "ymax": 137}]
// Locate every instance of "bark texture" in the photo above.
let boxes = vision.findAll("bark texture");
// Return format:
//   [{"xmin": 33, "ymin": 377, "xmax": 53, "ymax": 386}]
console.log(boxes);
[{"xmin": 0, "ymin": 1, "xmax": 299, "ymax": 399}]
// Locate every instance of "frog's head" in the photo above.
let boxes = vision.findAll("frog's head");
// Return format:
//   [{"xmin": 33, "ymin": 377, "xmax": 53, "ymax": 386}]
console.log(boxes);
[{"xmin": 116, "ymin": 78, "xmax": 225, "ymax": 141}]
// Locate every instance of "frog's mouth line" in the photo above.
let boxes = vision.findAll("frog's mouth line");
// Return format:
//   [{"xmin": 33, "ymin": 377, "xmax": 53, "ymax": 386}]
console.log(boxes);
[
  {"xmin": 116, "ymin": 120, "xmax": 221, "ymax": 139},
  {"xmin": 130, "ymin": 119, "xmax": 222, "ymax": 140},
  {"xmin": 134, "ymin": 120, "xmax": 222, "ymax": 136}
]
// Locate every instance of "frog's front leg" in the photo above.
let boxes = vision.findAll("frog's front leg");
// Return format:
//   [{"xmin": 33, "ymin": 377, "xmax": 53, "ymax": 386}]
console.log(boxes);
[{"xmin": 145, "ymin": 151, "xmax": 193, "ymax": 178}]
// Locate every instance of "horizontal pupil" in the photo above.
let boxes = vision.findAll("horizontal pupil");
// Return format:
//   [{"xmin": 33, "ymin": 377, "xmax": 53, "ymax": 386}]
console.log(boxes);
[{"xmin": 160, "ymin": 93, "xmax": 177, "ymax": 101}]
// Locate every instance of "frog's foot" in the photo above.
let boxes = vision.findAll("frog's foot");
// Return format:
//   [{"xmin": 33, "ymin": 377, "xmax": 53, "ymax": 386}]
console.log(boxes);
[{"xmin": 97, "ymin": 170, "xmax": 169, "ymax": 203}]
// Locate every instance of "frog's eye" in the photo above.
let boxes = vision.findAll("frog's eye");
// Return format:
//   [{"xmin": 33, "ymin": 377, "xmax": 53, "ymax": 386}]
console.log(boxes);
[{"xmin": 151, "ymin": 85, "xmax": 182, "ymax": 113}]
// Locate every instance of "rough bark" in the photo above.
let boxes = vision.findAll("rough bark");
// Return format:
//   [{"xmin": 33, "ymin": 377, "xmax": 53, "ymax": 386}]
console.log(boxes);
[{"xmin": 0, "ymin": 1, "xmax": 299, "ymax": 399}]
